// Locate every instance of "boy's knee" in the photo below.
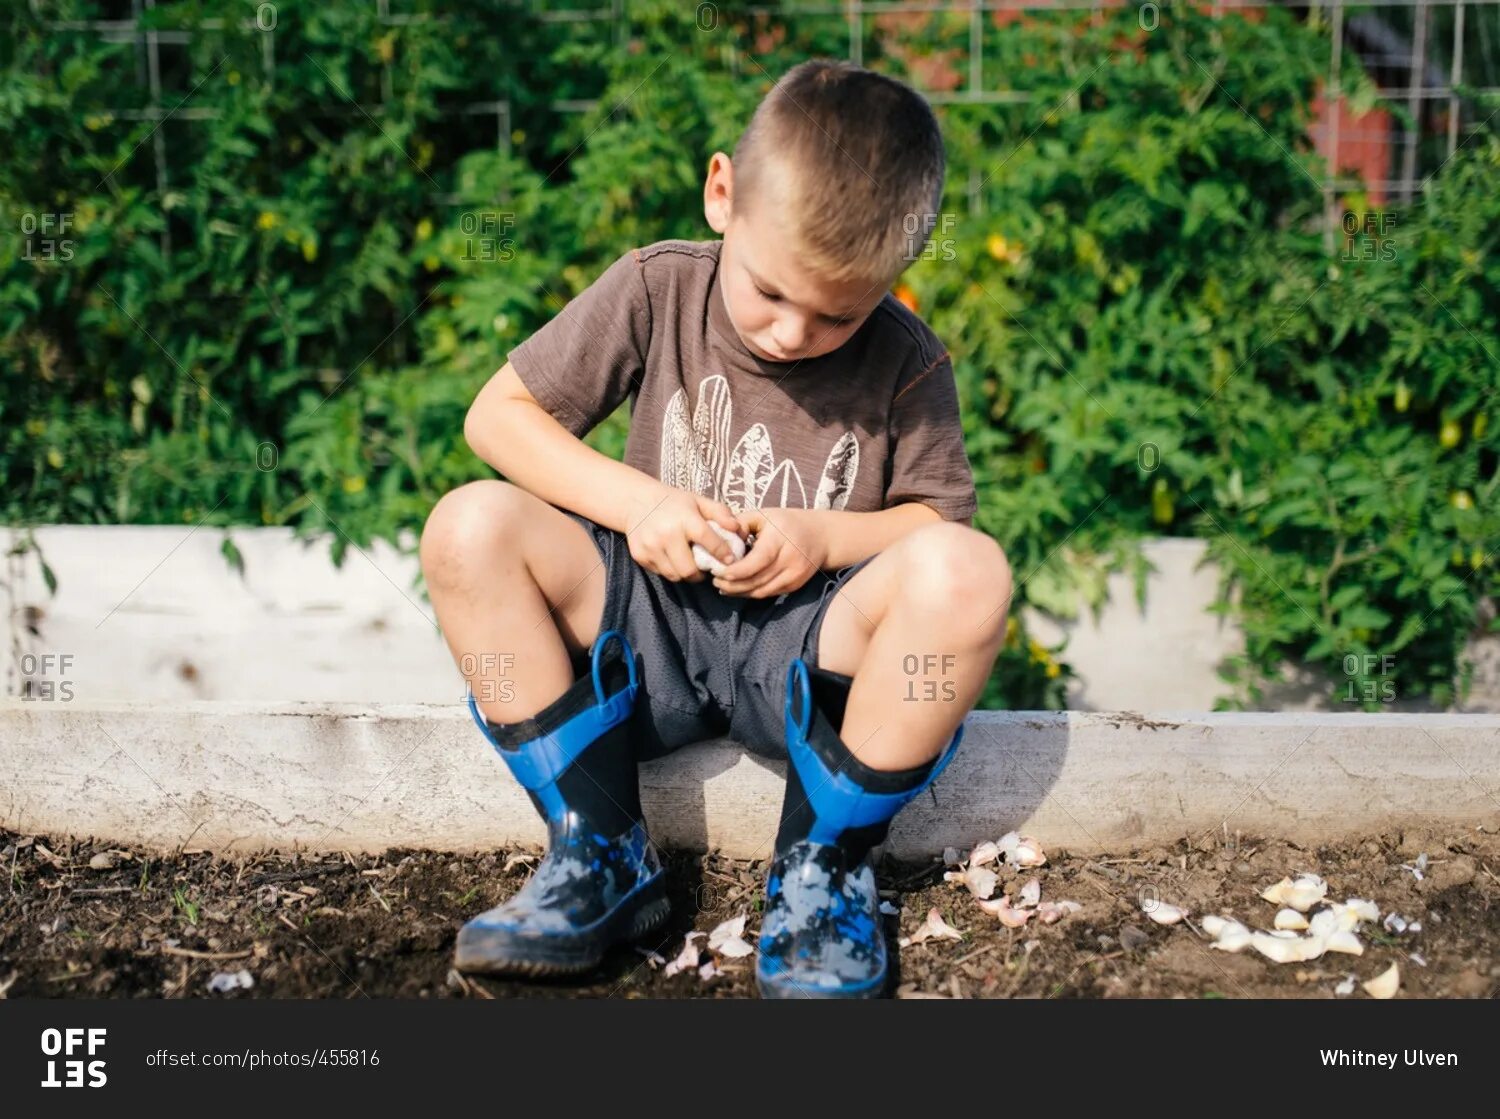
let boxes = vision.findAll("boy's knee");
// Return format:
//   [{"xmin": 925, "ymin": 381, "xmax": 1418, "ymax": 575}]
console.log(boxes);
[
  {"xmin": 420, "ymin": 480, "xmax": 527, "ymax": 586},
  {"xmin": 899, "ymin": 523, "xmax": 1012, "ymax": 629}
]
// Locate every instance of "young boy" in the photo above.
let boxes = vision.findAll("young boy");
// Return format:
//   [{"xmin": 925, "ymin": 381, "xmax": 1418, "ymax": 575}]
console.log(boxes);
[{"xmin": 421, "ymin": 59, "xmax": 1011, "ymax": 999}]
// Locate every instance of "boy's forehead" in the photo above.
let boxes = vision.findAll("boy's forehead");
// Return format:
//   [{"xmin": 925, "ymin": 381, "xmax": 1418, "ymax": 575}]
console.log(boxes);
[{"xmin": 734, "ymin": 212, "xmax": 887, "ymax": 315}]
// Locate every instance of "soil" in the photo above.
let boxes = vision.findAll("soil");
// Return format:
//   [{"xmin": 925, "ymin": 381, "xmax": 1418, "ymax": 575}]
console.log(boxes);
[{"xmin": 2, "ymin": 825, "xmax": 1497, "ymax": 999}]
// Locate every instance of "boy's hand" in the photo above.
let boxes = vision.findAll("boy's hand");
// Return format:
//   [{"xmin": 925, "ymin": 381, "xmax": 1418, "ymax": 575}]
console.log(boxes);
[
  {"xmin": 627, "ymin": 486, "xmax": 743, "ymax": 582},
  {"xmin": 713, "ymin": 508, "xmax": 828, "ymax": 599}
]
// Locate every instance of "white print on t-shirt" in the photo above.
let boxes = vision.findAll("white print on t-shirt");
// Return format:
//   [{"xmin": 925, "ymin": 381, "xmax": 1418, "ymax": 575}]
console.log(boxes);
[{"xmin": 659, "ymin": 375, "xmax": 860, "ymax": 514}]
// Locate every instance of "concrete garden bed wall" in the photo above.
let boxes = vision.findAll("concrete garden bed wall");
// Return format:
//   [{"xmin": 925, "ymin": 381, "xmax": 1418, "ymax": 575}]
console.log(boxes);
[{"xmin": 5, "ymin": 526, "xmax": 1497, "ymax": 711}]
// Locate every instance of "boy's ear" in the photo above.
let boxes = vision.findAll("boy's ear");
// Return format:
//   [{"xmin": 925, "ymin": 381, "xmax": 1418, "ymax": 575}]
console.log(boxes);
[{"xmin": 703, "ymin": 151, "xmax": 733, "ymax": 234}]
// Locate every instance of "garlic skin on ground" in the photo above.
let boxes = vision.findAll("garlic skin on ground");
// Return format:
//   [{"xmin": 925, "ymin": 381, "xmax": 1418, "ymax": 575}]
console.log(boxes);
[
  {"xmin": 900, "ymin": 907, "xmax": 966, "ymax": 948},
  {"xmin": 997, "ymin": 831, "xmax": 1048, "ymax": 868},
  {"xmin": 977, "ymin": 895, "xmax": 1032, "ymax": 928},
  {"xmin": 943, "ymin": 864, "xmax": 999, "ymax": 900}
]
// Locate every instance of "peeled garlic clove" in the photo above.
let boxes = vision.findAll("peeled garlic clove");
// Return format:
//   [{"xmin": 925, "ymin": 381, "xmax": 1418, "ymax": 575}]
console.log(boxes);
[
  {"xmin": 1322, "ymin": 930, "xmax": 1365, "ymax": 956},
  {"xmin": 1212, "ymin": 928, "xmax": 1253, "ymax": 954},
  {"xmin": 977, "ymin": 895, "xmax": 1031, "ymax": 928},
  {"xmin": 1363, "ymin": 962, "xmax": 1400, "ymax": 999},
  {"xmin": 1274, "ymin": 908, "xmax": 1309, "ymax": 931},
  {"xmin": 1202, "ymin": 915, "xmax": 1233, "ymax": 938},
  {"xmin": 1261, "ymin": 873, "xmax": 1327, "ymax": 912},
  {"xmin": 1342, "ymin": 898, "xmax": 1380, "ymax": 924},
  {"xmin": 943, "ymin": 846, "xmax": 963, "ymax": 868},
  {"xmin": 1383, "ymin": 913, "xmax": 1408, "ymax": 934},
  {"xmin": 1280, "ymin": 874, "xmax": 1328, "ymax": 912},
  {"xmin": 1259, "ymin": 877, "xmax": 1293, "ymax": 906},
  {"xmin": 1143, "ymin": 900, "xmax": 1188, "ymax": 926},
  {"xmin": 996, "ymin": 831, "xmax": 1021, "ymax": 855},
  {"xmin": 969, "ymin": 840, "xmax": 1001, "ymax": 867},
  {"xmin": 1334, "ymin": 976, "xmax": 1357, "ymax": 997},
  {"xmin": 1017, "ymin": 878, "xmax": 1041, "ymax": 909},
  {"xmin": 1250, "ymin": 931, "xmax": 1320, "ymax": 963}
]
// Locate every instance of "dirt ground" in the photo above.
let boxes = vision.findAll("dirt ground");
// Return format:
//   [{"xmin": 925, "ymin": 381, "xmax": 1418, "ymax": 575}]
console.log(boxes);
[{"xmin": 2, "ymin": 825, "xmax": 1496, "ymax": 999}]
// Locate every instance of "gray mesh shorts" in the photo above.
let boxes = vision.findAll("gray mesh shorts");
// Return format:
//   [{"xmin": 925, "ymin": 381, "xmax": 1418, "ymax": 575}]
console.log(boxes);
[{"xmin": 562, "ymin": 510, "xmax": 874, "ymax": 762}]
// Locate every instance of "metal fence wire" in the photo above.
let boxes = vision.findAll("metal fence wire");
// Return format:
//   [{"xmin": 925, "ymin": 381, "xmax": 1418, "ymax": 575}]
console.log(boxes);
[{"xmin": 37, "ymin": 0, "xmax": 1500, "ymax": 238}]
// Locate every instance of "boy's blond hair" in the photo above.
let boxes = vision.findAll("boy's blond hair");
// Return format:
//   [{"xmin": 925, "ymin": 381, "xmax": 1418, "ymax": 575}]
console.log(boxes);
[{"xmin": 732, "ymin": 59, "xmax": 946, "ymax": 286}]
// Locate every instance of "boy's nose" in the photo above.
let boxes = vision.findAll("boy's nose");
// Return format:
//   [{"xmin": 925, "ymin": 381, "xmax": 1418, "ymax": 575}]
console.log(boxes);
[{"xmin": 771, "ymin": 314, "xmax": 810, "ymax": 356}]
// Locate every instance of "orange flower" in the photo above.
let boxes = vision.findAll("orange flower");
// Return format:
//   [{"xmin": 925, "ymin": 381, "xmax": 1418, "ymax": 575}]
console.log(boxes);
[{"xmin": 892, "ymin": 284, "xmax": 919, "ymax": 312}]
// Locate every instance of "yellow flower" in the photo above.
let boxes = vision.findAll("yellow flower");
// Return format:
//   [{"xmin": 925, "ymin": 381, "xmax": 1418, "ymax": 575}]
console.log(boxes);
[
  {"xmin": 1450, "ymin": 490, "xmax": 1473, "ymax": 511},
  {"xmin": 1045, "ymin": 662, "xmax": 1061, "ymax": 679},
  {"xmin": 1004, "ymin": 616, "xmax": 1020, "ymax": 648},
  {"xmin": 1393, "ymin": 380, "xmax": 1410, "ymax": 413},
  {"xmin": 301, "ymin": 238, "xmax": 318, "ymax": 262},
  {"xmin": 415, "ymin": 218, "xmax": 434, "ymax": 242},
  {"xmin": 46, "ymin": 448, "xmax": 63, "ymax": 469},
  {"xmin": 227, "ymin": 69, "xmax": 241, "ymax": 86},
  {"xmin": 511, "ymin": 129, "xmax": 526, "ymax": 145},
  {"xmin": 342, "ymin": 476, "xmax": 366, "ymax": 495},
  {"xmin": 1474, "ymin": 413, "xmax": 1488, "ymax": 440},
  {"xmin": 26, "ymin": 419, "xmax": 46, "ymax": 436},
  {"xmin": 256, "ymin": 211, "xmax": 279, "ymax": 231},
  {"xmin": 423, "ymin": 255, "xmax": 441, "ymax": 273},
  {"xmin": 1439, "ymin": 419, "xmax": 1462, "ymax": 449}
]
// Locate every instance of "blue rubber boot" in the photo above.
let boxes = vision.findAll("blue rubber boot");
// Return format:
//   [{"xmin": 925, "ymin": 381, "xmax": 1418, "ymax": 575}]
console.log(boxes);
[
  {"xmin": 454, "ymin": 631, "xmax": 670, "ymax": 977},
  {"xmin": 756, "ymin": 659, "xmax": 963, "ymax": 999}
]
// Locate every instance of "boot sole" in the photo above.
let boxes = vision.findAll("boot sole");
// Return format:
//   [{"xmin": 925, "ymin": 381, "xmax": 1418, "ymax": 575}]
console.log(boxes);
[
  {"xmin": 453, "ymin": 872, "xmax": 671, "ymax": 979},
  {"xmin": 755, "ymin": 968, "xmax": 887, "ymax": 1000}
]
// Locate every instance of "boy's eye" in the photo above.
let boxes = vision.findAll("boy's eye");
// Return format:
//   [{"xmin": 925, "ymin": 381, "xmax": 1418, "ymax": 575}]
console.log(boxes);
[{"xmin": 754, "ymin": 283, "xmax": 781, "ymax": 303}]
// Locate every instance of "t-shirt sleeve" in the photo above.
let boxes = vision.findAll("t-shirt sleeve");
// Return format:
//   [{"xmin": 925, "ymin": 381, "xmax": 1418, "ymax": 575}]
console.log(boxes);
[
  {"xmin": 885, "ymin": 351, "xmax": 978, "ymax": 521},
  {"xmin": 505, "ymin": 249, "xmax": 651, "ymax": 437}
]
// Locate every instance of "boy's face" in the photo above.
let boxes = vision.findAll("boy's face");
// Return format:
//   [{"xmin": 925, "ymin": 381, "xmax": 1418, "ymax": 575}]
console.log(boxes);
[{"xmin": 704, "ymin": 152, "xmax": 891, "ymax": 365}]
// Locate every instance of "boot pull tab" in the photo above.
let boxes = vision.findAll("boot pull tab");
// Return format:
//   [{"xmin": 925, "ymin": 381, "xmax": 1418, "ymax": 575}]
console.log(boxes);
[
  {"xmin": 785, "ymin": 658, "xmax": 814, "ymax": 740},
  {"xmin": 592, "ymin": 629, "xmax": 638, "ymax": 706}
]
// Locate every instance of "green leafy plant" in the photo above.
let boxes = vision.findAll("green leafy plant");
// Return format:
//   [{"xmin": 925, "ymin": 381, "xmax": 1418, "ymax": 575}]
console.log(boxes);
[{"xmin": 2, "ymin": 2, "xmax": 1495, "ymax": 710}]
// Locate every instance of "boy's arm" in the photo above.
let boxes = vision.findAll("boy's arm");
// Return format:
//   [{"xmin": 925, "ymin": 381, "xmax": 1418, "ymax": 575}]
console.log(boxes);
[
  {"xmin": 466, "ymin": 362, "xmax": 658, "ymax": 534},
  {"xmin": 466, "ymin": 363, "xmax": 743, "ymax": 576}
]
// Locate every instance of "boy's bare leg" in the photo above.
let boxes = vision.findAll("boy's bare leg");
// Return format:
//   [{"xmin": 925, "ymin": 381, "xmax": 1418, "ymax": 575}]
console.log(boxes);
[
  {"xmin": 813, "ymin": 522, "xmax": 1011, "ymax": 771},
  {"xmin": 420, "ymin": 480, "xmax": 606, "ymax": 722}
]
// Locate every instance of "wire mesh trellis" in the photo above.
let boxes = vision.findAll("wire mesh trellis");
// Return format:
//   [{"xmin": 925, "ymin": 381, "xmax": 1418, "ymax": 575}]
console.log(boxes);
[{"xmin": 41, "ymin": 0, "xmax": 1500, "ymax": 248}]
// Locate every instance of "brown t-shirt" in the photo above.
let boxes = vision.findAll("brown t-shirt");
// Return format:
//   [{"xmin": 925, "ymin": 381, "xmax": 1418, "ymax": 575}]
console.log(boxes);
[{"xmin": 507, "ymin": 239, "xmax": 977, "ymax": 522}]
